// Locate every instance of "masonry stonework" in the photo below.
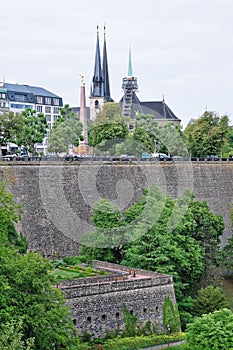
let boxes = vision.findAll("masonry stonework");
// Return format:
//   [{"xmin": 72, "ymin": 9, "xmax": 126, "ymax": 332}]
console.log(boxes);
[
  {"xmin": 0, "ymin": 162, "xmax": 233, "ymax": 257},
  {"xmin": 59, "ymin": 261, "xmax": 176, "ymax": 338}
]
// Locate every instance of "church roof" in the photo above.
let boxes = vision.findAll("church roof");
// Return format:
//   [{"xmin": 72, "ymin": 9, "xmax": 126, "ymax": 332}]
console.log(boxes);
[{"xmin": 140, "ymin": 101, "xmax": 180, "ymax": 121}]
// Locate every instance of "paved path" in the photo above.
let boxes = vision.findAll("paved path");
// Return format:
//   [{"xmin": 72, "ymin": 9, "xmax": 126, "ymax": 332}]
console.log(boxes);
[{"xmin": 142, "ymin": 340, "xmax": 185, "ymax": 349}]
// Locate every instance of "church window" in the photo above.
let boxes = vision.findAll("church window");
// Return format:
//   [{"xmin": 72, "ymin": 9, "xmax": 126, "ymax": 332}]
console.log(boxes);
[{"xmin": 95, "ymin": 100, "xmax": 99, "ymax": 107}]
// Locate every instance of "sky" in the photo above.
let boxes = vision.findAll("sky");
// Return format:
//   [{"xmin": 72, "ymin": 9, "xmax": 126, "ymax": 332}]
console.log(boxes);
[{"xmin": 1, "ymin": 0, "xmax": 233, "ymax": 128}]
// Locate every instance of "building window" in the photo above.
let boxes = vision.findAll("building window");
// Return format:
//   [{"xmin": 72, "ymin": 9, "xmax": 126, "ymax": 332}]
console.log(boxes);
[
  {"xmin": 10, "ymin": 103, "xmax": 33, "ymax": 109},
  {"xmin": 37, "ymin": 106, "xmax": 43, "ymax": 113},
  {"xmin": 37, "ymin": 96, "xmax": 43, "ymax": 104},
  {"xmin": 53, "ymin": 107, "xmax": 59, "ymax": 114},
  {"xmin": 87, "ymin": 316, "xmax": 91, "ymax": 323},
  {"xmin": 53, "ymin": 115, "xmax": 59, "ymax": 122},
  {"xmin": 95, "ymin": 100, "xmax": 99, "ymax": 107},
  {"xmin": 101, "ymin": 315, "xmax": 107, "ymax": 321},
  {"xmin": 46, "ymin": 115, "xmax": 51, "ymax": 122},
  {"xmin": 0, "ymin": 92, "xmax": 6, "ymax": 99},
  {"xmin": 53, "ymin": 98, "xmax": 59, "ymax": 105},
  {"xmin": 45, "ymin": 106, "xmax": 51, "ymax": 113},
  {"xmin": 45, "ymin": 97, "xmax": 51, "ymax": 105},
  {"xmin": 47, "ymin": 122, "xmax": 51, "ymax": 130},
  {"xmin": 14, "ymin": 94, "xmax": 27, "ymax": 102}
]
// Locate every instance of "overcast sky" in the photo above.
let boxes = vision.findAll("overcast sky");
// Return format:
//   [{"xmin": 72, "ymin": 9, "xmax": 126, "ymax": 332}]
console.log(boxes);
[{"xmin": 1, "ymin": 0, "xmax": 233, "ymax": 127}]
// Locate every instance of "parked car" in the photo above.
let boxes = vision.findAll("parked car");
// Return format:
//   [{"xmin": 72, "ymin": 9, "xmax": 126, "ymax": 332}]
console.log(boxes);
[
  {"xmin": 172, "ymin": 156, "xmax": 184, "ymax": 161},
  {"xmin": 120, "ymin": 154, "xmax": 130, "ymax": 161},
  {"xmin": 151, "ymin": 153, "xmax": 169, "ymax": 160}
]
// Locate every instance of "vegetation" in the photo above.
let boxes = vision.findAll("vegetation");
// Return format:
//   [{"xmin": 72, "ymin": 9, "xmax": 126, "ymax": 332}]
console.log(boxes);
[
  {"xmin": 0, "ymin": 111, "xmax": 23, "ymax": 157},
  {"xmin": 184, "ymin": 308, "xmax": 233, "ymax": 350},
  {"xmin": 0, "ymin": 180, "xmax": 80, "ymax": 349},
  {"xmin": 16, "ymin": 108, "xmax": 48, "ymax": 154},
  {"xmin": 48, "ymin": 104, "xmax": 83, "ymax": 154},
  {"xmin": 81, "ymin": 185, "xmax": 225, "ymax": 329},
  {"xmin": 184, "ymin": 111, "xmax": 229, "ymax": 157}
]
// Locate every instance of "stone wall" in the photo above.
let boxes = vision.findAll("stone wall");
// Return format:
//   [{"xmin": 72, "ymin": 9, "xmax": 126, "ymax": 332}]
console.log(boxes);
[
  {"xmin": 59, "ymin": 261, "xmax": 176, "ymax": 338},
  {"xmin": 1, "ymin": 161, "xmax": 233, "ymax": 257}
]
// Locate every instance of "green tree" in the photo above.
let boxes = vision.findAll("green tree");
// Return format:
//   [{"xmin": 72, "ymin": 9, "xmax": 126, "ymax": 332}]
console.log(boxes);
[
  {"xmin": 185, "ymin": 308, "xmax": 233, "ymax": 350},
  {"xmin": 89, "ymin": 102, "xmax": 129, "ymax": 153},
  {"xmin": 0, "ymin": 111, "xmax": 23, "ymax": 157},
  {"xmin": 47, "ymin": 104, "xmax": 83, "ymax": 154},
  {"xmin": 0, "ymin": 179, "xmax": 80, "ymax": 349},
  {"xmin": 192, "ymin": 285, "xmax": 229, "ymax": 317},
  {"xmin": 16, "ymin": 109, "xmax": 48, "ymax": 154},
  {"xmin": 81, "ymin": 185, "xmax": 224, "ymax": 329},
  {"xmin": 162, "ymin": 296, "xmax": 181, "ymax": 333},
  {"xmin": 184, "ymin": 111, "xmax": 229, "ymax": 157}
]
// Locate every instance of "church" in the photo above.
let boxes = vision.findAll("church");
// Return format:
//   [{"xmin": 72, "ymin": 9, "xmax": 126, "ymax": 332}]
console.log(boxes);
[{"xmin": 73, "ymin": 26, "xmax": 181, "ymax": 130}]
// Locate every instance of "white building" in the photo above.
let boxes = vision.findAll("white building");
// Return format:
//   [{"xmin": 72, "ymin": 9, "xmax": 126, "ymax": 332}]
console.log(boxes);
[{"xmin": 1, "ymin": 82, "xmax": 63, "ymax": 154}]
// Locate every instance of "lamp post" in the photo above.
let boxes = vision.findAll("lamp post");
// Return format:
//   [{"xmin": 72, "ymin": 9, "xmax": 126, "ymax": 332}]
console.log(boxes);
[
  {"xmin": 167, "ymin": 324, "xmax": 171, "ymax": 346},
  {"xmin": 154, "ymin": 140, "xmax": 156, "ymax": 154}
]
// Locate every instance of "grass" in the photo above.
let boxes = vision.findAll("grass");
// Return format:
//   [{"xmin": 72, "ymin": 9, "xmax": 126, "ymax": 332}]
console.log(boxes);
[{"xmin": 50, "ymin": 257, "xmax": 108, "ymax": 282}]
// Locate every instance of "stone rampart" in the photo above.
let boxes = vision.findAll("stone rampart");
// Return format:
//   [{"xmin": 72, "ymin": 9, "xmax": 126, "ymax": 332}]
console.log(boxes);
[
  {"xmin": 59, "ymin": 261, "xmax": 176, "ymax": 337},
  {"xmin": 0, "ymin": 162, "xmax": 233, "ymax": 257}
]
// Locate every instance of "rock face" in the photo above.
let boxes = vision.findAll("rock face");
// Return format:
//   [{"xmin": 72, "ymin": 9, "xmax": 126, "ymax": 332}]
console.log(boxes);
[
  {"xmin": 1, "ymin": 162, "xmax": 233, "ymax": 257},
  {"xmin": 59, "ymin": 260, "xmax": 176, "ymax": 338}
]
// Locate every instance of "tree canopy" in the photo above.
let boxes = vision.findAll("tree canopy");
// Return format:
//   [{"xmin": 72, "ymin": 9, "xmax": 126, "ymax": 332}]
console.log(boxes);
[
  {"xmin": 80, "ymin": 185, "xmax": 224, "ymax": 329},
  {"xmin": 47, "ymin": 104, "xmax": 83, "ymax": 154},
  {"xmin": 184, "ymin": 111, "xmax": 229, "ymax": 157},
  {"xmin": 185, "ymin": 308, "xmax": 233, "ymax": 350},
  {"xmin": 0, "ymin": 180, "xmax": 79, "ymax": 349}
]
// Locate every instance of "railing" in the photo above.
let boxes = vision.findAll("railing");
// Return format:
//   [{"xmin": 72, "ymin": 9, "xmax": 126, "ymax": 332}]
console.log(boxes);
[{"xmin": 1, "ymin": 156, "xmax": 233, "ymax": 163}]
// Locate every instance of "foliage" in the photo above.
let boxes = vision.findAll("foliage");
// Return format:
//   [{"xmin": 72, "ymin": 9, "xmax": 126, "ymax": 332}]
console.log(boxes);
[
  {"xmin": 88, "ymin": 102, "xmax": 129, "ymax": 153},
  {"xmin": 184, "ymin": 111, "xmax": 229, "ymax": 157},
  {"xmin": 163, "ymin": 296, "xmax": 181, "ymax": 333},
  {"xmin": 81, "ymin": 184, "xmax": 224, "ymax": 330},
  {"xmin": 0, "ymin": 180, "xmax": 80, "ymax": 349},
  {"xmin": 185, "ymin": 308, "xmax": 233, "ymax": 350},
  {"xmin": 16, "ymin": 108, "xmax": 48, "ymax": 154},
  {"xmin": 48, "ymin": 104, "xmax": 83, "ymax": 154},
  {"xmin": 0, "ymin": 180, "xmax": 26, "ymax": 252},
  {"xmin": 192, "ymin": 285, "xmax": 229, "ymax": 317},
  {"xmin": 134, "ymin": 114, "xmax": 187, "ymax": 156},
  {"xmin": 78, "ymin": 332, "xmax": 185, "ymax": 350},
  {"xmin": 122, "ymin": 305, "xmax": 138, "ymax": 337},
  {"xmin": 0, "ymin": 319, "xmax": 34, "ymax": 350},
  {"xmin": 0, "ymin": 111, "xmax": 23, "ymax": 148}
]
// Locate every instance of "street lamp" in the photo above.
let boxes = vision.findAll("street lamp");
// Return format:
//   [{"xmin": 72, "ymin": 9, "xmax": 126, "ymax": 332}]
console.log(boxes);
[{"xmin": 154, "ymin": 140, "xmax": 156, "ymax": 154}]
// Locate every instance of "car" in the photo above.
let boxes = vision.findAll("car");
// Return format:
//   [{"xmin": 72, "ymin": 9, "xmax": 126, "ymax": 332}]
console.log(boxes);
[
  {"xmin": 111, "ymin": 155, "xmax": 120, "ymax": 161},
  {"xmin": 120, "ymin": 154, "xmax": 130, "ymax": 161},
  {"xmin": 151, "ymin": 153, "xmax": 169, "ymax": 160},
  {"xmin": 172, "ymin": 156, "xmax": 184, "ymax": 161},
  {"xmin": 206, "ymin": 155, "xmax": 219, "ymax": 160}
]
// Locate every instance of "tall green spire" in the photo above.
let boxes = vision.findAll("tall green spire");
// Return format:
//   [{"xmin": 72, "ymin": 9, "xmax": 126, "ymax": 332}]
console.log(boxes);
[{"xmin": 128, "ymin": 47, "xmax": 133, "ymax": 77}]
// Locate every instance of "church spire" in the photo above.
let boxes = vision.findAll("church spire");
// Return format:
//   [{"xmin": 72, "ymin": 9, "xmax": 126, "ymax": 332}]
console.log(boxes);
[
  {"xmin": 102, "ymin": 24, "xmax": 113, "ymax": 101},
  {"xmin": 91, "ymin": 25, "xmax": 103, "ymax": 97},
  {"xmin": 128, "ymin": 46, "xmax": 133, "ymax": 77}
]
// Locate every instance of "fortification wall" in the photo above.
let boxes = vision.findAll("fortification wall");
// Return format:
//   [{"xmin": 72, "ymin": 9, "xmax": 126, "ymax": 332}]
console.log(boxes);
[
  {"xmin": 59, "ymin": 261, "xmax": 175, "ymax": 337},
  {"xmin": 0, "ymin": 162, "xmax": 233, "ymax": 257}
]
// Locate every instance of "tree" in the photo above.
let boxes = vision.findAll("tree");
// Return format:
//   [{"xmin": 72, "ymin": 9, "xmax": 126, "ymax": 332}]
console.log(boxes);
[
  {"xmin": 184, "ymin": 111, "xmax": 229, "ymax": 157},
  {"xmin": 0, "ymin": 179, "xmax": 80, "ymax": 349},
  {"xmin": 192, "ymin": 285, "xmax": 229, "ymax": 317},
  {"xmin": 16, "ymin": 109, "xmax": 48, "ymax": 154},
  {"xmin": 0, "ymin": 111, "xmax": 23, "ymax": 158},
  {"xmin": 48, "ymin": 104, "xmax": 83, "ymax": 154},
  {"xmin": 81, "ymin": 185, "xmax": 224, "ymax": 329},
  {"xmin": 89, "ymin": 102, "xmax": 129, "ymax": 153},
  {"xmin": 185, "ymin": 308, "xmax": 233, "ymax": 350}
]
